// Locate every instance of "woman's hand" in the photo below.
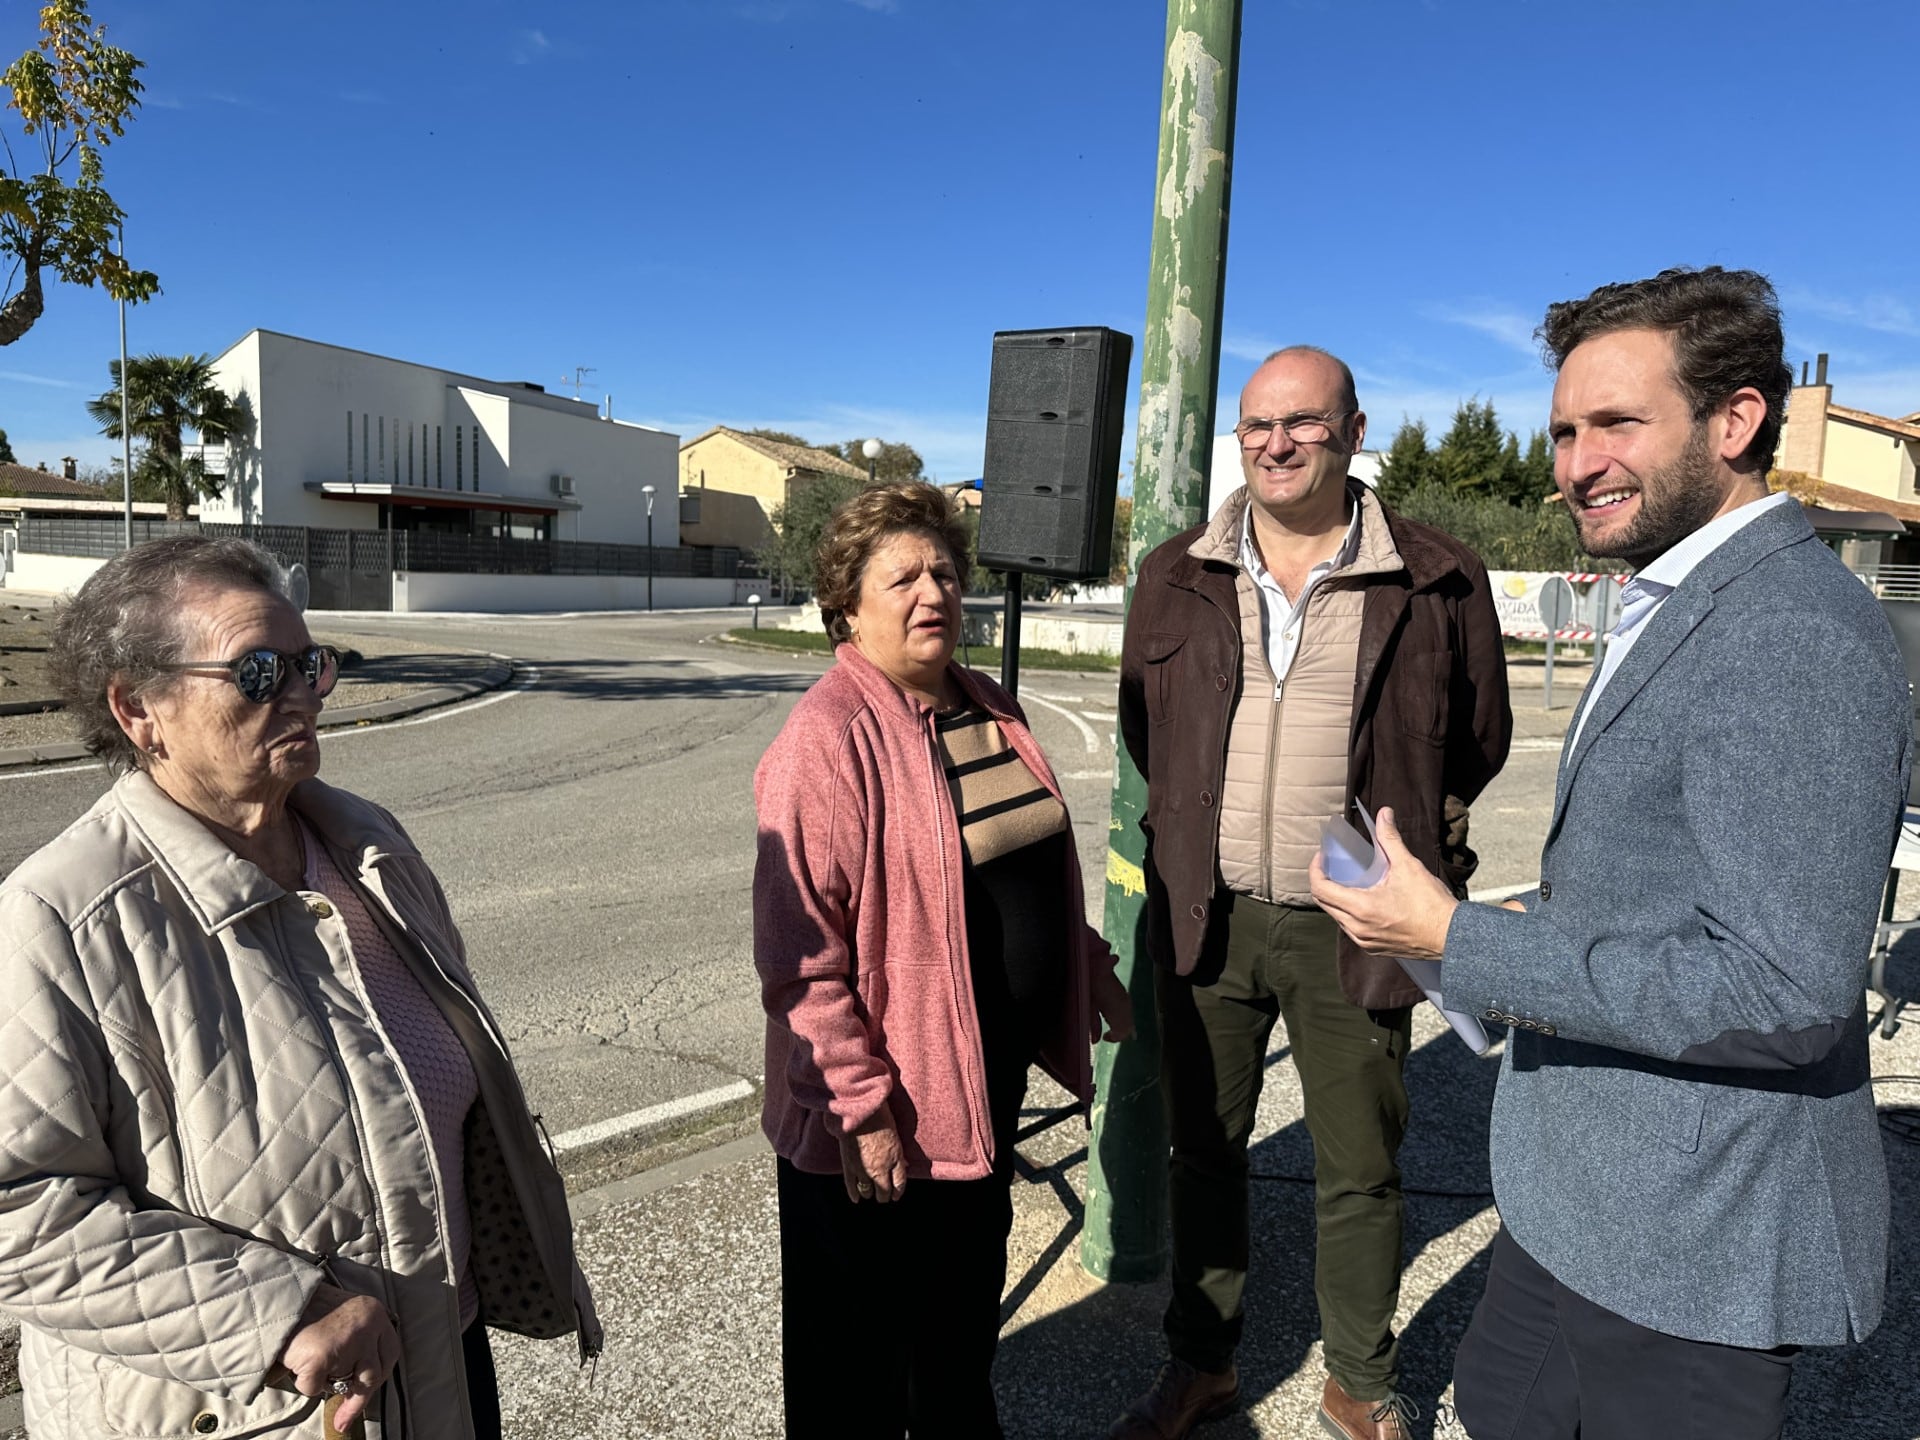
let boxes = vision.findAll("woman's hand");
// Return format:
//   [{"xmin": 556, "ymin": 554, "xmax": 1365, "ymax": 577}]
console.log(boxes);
[
  {"xmin": 838, "ymin": 1113, "xmax": 909, "ymax": 1204},
  {"xmin": 279, "ymin": 1283, "xmax": 401, "ymax": 1431},
  {"xmin": 1089, "ymin": 965, "xmax": 1135, "ymax": 1044}
]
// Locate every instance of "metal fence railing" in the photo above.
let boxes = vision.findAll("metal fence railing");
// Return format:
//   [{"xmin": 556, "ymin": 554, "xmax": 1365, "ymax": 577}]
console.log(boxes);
[
  {"xmin": 1856, "ymin": 565, "xmax": 1920, "ymax": 602},
  {"xmin": 19, "ymin": 515, "xmax": 201, "ymax": 556},
  {"xmin": 391, "ymin": 532, "xmax": 742, "ymax": 578}
]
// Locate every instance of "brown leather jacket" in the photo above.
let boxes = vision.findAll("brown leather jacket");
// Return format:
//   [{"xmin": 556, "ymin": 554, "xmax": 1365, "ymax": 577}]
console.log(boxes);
[{"xmin": 1118, "ymin": 492, "xmax": 1513, "ymax": 1009}]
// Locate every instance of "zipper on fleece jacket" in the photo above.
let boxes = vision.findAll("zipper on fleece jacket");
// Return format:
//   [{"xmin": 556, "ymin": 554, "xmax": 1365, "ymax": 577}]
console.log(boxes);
[{"xmin": 1260, "ymin": 684, "xmax": 1285, "ymax": 903}]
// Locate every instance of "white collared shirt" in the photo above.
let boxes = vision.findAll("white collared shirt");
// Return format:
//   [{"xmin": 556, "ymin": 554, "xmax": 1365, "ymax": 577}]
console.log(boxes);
[
  {"xmin": 1238, "ymin": 498, "xmax": 1362, "ymax": 699},
  {"xmin": 1569, "ymin": 491, "xmax": 1793, "ymax": 750}
]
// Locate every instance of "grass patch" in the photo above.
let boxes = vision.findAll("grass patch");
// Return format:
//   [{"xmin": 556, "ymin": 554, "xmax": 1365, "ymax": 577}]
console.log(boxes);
[{"xmin": 724, "ymin": 628, "xmax": 1119, "ymax": 673}]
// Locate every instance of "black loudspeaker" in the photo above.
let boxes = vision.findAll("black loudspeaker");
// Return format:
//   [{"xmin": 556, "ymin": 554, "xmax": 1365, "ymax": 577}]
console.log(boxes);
[{"xmin": 976, "ymin": 326, "xmax": 1133, "ymax": 580}]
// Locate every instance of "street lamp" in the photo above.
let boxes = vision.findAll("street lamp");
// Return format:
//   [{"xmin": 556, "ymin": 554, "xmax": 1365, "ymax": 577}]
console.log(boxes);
[
  {"xmin": 862, "ymin": 437, "xmax": 881, "ymax": 486},
  {"xmin": 641, "ymin": 484, "xmax": 656, "ymax": 612}
]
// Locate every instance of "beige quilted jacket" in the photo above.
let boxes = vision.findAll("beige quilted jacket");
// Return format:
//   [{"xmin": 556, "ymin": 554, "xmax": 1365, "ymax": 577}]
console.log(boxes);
[{"xmin": 0, "ymin": 773, "xmax": 602, "ymax": 1440}]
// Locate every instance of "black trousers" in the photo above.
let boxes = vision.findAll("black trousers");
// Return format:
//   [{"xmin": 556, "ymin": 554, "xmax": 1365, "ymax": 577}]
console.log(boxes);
[
  {"xmin": 1452, "ymin": 1228, "xmax": 1797, "ymax": 1440},
  {"xmin": 462, "ymin": 1318, "xmax": 502, "ymax": 1440},
  {"xmin": 777, "ymin": 1153, "xmax": 1017, "ymax": 1439}
]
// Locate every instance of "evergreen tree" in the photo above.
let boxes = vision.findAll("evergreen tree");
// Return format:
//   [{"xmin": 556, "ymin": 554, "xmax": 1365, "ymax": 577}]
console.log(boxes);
[
  {"xmin": 1433, "ymin": 400, "xmax": 1509, "ymax": 496},
  {"xmin": 1515, "ymin": 429, "xmax": 1556, "ymax": 503},
  {"xmin": 0, "ymin": 427, "xmax": 13, "ymax": 463},
  {"xmin": 1374, "ymin": 418, "xmax": 1436, "ymax": 504}
]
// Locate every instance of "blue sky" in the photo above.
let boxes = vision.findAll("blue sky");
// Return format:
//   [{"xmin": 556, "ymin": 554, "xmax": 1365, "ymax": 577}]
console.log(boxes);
[{"xmin": 5, "ymin": 0, "xmax": 1918, "ymax": 486}]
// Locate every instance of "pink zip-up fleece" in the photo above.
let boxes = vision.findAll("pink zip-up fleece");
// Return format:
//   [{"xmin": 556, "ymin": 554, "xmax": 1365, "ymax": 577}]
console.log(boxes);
[{"xmin": 754, "ymin": 642, "xmax": 1119, "ymax": 1182}]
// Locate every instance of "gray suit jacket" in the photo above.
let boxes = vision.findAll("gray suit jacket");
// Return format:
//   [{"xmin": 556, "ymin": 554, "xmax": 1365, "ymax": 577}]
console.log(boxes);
[{"xmin": 1445, "ymin": 500, "xmax": 1910, "ymax": 1348}]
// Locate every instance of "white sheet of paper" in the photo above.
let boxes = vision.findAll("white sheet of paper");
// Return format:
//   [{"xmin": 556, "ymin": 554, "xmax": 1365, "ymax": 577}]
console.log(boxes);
[{"xmin": 1317, "ymin": 805, "xmax": 1493, "ymax": 1057}]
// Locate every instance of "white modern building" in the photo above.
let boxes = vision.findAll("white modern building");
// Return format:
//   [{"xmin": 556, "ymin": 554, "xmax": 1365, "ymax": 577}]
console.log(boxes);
[{"xmin": 201, "ymin": 330, "xmax": 680, "ymax": 550}]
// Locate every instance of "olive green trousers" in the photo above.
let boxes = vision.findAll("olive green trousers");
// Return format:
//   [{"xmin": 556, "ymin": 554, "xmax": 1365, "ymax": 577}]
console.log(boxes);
[{"xmin": 1155, "ymin": 892, "xmax": 1413, "ymax": 1401}]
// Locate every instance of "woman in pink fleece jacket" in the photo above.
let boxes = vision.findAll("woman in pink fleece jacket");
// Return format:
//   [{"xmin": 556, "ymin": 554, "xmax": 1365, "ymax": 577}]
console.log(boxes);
[{"xmin": 754, "ymin": 482, "xmax": 1132, "ymax": 1439}]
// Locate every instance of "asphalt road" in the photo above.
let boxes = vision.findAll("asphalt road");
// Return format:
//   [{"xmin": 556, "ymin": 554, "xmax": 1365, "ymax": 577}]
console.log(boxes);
[{"xmin": 0, "ymin": 606, "xmax": 1564, "ymax": 1151}]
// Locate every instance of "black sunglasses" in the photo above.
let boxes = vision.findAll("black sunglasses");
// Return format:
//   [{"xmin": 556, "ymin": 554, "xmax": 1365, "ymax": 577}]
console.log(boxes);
[{"xmin": 161, "ymin": 645, "xmax": 341, "ymax": 704}]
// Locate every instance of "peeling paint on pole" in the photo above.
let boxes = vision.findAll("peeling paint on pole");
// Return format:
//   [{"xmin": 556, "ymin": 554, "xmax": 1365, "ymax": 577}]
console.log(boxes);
[{"xmin": 1083, "ymin": 0, "xmax": 1240, "ymax": 1285}]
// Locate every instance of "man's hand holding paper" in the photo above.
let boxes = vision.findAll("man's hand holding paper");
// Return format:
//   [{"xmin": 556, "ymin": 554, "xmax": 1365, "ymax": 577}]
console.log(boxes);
[{"xmin": 1309, "ymin": 805, "xmax": 1458, "ymax": 961}]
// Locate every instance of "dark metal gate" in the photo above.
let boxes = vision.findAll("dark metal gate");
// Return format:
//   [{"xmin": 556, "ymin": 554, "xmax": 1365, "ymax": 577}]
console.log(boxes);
[{"xmin": 301, "ymin": 529, "xmax": 392, "ymax": 611}]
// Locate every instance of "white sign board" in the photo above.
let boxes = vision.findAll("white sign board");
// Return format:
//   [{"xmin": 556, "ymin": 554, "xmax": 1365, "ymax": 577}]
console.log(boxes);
[{"xmin": 1490, "ymin": 571, "xmax": 1600, "ymax": 639}]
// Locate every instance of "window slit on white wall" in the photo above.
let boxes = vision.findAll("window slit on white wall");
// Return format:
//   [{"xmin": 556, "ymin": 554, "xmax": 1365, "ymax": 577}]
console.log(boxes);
[
  {"xmin": 436, "ymin": 426, "xmax": 443, "ymax": 488},
  {"xmin": 455, "ymin": 426, "xmax": 463, "ymax": 490},
  {"xmin": 361, "ymin": 414, "xmax": 369, "ymax": 483},
  {"xmin": 472, "ymin": 428, "xmax": 480, "ymax": 489},
  {"xmin": 346, "ymin": 411, "xmax": 353, "ymax": 482},
  {"xmin": 377, "ymin": 417, "xmax": 385, "ymax": 483},
  {"xmin": 407, "ymin": 423, "xmax": 414, "ymax": 485}
]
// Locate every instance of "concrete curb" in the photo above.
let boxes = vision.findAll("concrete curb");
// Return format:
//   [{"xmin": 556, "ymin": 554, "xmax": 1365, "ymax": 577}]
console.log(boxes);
[
  {"xmin": 0, "ymin": 656, "xmax": 514, "ymax": 771},
  {"xmin": 0, "ymin": 698, "xmax": 62, "ymax": 718}
]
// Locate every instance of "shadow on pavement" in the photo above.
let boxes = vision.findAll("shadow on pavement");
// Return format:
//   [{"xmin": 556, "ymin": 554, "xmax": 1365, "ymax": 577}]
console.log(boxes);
[
  {"xmin": 336, "ymin": 651, "xmax": 495, "ymax": 685},
  {"xmin": 994, "ymin": 1026, "xmax": 1501, "ymax": 1439},
  {"xmin": 512, "ymin": 657, "xmax": 816, "ymax": 702}
]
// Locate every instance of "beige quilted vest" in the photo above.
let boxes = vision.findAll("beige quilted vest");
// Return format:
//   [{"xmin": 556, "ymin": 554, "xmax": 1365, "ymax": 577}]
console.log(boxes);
[{"xmin": 1207, "ymin": 488, "xmax": 1406, "ymax": 904}]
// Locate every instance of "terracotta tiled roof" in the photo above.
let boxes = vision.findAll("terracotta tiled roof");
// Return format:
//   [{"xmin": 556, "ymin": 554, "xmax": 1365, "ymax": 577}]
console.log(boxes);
[
  {"xmin": 685, "ymin": 427, "xmax": 866, "ymax": 480},
  {"xmin": 1827, "ymin": 404, "xmax": 1920, "ymax": 443},
  {"xmin": 1771, "ymin": 475, "xmax": 1920, "ymax": 524},
  {"xmin": 0, "ymin": 462, "xmax": 107, "ymax": 498}
]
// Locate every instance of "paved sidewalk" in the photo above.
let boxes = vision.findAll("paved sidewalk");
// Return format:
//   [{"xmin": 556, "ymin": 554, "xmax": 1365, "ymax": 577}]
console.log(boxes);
[{"xmin": 479, "ymin": 984, "xmax": 1920, "ymax": 1439}]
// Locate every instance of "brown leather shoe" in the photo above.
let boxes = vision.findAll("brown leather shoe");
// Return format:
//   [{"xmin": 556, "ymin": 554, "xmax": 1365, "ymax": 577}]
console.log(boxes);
[
  {"xmin": 1318, "ymin": 1374, "xmax": 1417, "ymax": 1440},
  {"xmin": 1105, "ymin": 1359, "xmax": 1240, "ymax": 1439}
]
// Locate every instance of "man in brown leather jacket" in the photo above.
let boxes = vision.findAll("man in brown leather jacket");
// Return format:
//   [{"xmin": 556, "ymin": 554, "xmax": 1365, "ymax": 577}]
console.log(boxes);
[{"xmin": 1107, "ymin": 347, "xmax": 1511, "ymax": 1440}]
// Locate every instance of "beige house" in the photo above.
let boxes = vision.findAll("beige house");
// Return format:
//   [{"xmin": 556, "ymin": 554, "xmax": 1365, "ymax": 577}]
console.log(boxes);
[
  {"xmin": 1775, "ymin": 356, "xmax": 1920, "ymax": 566},
  {"xmin": 1779, "ymin": 358, "xmax": 1920, "ymax": 504},
  {"xmin": 677, "ymin": 427, "xmax": 867, "ymax": 553}
]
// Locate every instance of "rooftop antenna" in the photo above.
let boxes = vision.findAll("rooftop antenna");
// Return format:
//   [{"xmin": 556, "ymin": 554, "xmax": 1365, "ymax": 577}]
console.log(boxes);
[{"xmin": 561, "ymin": 366, "xmax": 597, "ymax": 400}]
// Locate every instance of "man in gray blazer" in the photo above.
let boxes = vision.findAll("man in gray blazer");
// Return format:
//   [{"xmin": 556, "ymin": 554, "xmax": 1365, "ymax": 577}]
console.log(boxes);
[{"xmin": 1311, "ymin": 266, "xmax": 1911, "ymax": 1438}]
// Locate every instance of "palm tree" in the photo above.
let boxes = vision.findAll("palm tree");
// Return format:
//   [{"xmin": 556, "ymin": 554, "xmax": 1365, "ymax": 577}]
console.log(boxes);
[{"xmin": 88, "ymin": 353, "xmax": 242, "ymax": 520}]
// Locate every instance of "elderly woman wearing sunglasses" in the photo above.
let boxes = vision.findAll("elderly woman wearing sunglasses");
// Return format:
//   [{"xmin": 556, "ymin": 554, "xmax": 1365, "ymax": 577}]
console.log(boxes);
[{"xmin": 0, "ymin": 536, "xmax": 599, "ymax": 1440}]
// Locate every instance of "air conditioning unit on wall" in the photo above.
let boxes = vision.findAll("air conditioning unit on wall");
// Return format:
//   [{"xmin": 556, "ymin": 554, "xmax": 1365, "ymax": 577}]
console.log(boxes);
[{"xmin": 550, "ymin": 474, "xmax": 575, "ymax": 496}]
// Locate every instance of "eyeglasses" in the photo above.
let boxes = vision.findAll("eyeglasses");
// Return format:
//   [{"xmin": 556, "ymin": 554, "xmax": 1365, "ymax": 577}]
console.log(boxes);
[
  {"xmin": 1234, "ymin": 411, "xmax": 1354, "ymax": 448},
  {"xmin": 161, "ymin": 645, "xmax": 341, "ymax": 704}
]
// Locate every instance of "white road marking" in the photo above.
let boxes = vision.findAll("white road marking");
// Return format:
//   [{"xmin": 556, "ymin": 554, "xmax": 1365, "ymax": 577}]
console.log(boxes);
[
  {"xmin": 548, "ymin": 1078, "xmax": 755, "ymax": 1153},
  {"xmin": 1017, "ymin": 691, "xmax": 1101, "ymax": 754},
  {"xmin": 3, "ymin": 664, "xmax": 538, "ymax": 779},
  {"xmin": 0, "ymin": 758, "xmax": 103, "ymax": 782},
  {"xmin": 1510, "ymin": 737, "xmax": 1566, "ymax": 752}
]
